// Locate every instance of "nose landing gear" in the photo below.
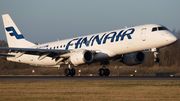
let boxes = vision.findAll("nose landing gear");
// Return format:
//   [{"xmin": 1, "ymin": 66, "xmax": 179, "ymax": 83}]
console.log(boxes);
[
  {"xmin": 152, "ymin": 48, "xmax": 160, "ymax": 62},
  {"xmin": 154, "ymin": 51, "xmax": 160, "ymax": 62}
]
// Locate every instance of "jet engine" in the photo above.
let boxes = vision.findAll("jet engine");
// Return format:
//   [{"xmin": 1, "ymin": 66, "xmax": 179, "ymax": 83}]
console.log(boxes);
[
  {"xmin": 122, "ymin": 52, "xmax": 145, "ymax": 66},
  {"xmin": 69, "ymin": 50, "xmax": 93, "ymax": 66}
]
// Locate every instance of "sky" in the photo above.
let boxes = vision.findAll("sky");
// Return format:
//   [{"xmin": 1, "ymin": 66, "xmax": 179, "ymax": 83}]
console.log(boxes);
[{"xmin": 0, "ymin": 0, "xmax": 180, "ymax": 43}]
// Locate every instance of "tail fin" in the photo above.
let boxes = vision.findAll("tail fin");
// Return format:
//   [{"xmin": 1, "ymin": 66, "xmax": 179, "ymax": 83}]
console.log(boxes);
[{"xmin": 2, "ymin": 14, "xmax": 35, "ymax": 48}]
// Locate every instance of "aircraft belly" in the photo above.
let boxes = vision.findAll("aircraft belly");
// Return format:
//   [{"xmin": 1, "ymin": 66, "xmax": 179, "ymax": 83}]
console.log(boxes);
[{"xmin": 93, "ymin": 49, "xmax": 116, "ymax": 60}]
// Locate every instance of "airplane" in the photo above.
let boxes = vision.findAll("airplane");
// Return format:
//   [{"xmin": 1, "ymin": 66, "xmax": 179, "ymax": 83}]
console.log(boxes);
[{"xmin": 0, "ymin": 14, "xmax": 178, "ymax": 76}]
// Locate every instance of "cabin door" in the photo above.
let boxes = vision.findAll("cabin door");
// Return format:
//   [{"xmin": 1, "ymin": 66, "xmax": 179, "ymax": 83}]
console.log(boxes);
[{"xmin": 141, "ymin": 28, "xmax": 146, "ymax": 41}]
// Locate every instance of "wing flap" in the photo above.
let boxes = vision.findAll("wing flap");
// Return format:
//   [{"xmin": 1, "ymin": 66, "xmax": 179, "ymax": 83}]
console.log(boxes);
[
  {"xmin": 0, "ymin": 47, "xmax": 70, "ymax": 58},
  {"xmin": 0, "ymin": 53, "xmax": 15, "ymax": 57},
  {"xmin": 0, "ymin": 47, "xmax": 69, "ymax": 53}
]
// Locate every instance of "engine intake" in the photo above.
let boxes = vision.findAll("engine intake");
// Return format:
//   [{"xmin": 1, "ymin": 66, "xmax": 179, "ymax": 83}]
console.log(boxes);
[
  {"xmin": 69, "ymin": 50, "xmax": 93, "ymax": 66},
  {"xmin": 122, "ymin": 52, "xmax": 145, "ymax": 66}
]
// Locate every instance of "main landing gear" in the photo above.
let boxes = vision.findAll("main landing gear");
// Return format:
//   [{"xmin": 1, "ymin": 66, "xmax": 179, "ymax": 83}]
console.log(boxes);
[
  {"xmin": 99, "ymin": 61, "xmax": 110, "ymax": 76},
  {"xmin": 99, "ymin": 68, "xmax": 110, "ymax": 76},
  {"xmin": 64, "ymin": 64, "xmax": 76, "ymax": 76},
  {"xmin": 64, "ymin": 62, "xmax": 110, "ymax": 77}
]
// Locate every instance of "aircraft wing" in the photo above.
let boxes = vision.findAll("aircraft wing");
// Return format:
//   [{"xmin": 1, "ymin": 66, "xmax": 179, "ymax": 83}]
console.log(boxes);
[
  {"xmin": 0, "ymin": 47, "xmax": 70, "ymax": 58},
  {"xmin": 0, "ymin": 53, "xmax": 15, "ymax": 57}
]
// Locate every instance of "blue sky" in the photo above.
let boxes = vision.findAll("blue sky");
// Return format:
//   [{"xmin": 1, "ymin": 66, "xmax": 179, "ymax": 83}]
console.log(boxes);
[{"xmin": 0, "ymin": 0, "xmax": 180, "ymax": 43}]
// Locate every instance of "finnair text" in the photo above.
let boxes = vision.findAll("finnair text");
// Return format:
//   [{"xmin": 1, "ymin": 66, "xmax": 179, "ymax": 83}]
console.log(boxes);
[{"xmin": 66, "ymin": 28, "xmax": 135, "ymax": 50}]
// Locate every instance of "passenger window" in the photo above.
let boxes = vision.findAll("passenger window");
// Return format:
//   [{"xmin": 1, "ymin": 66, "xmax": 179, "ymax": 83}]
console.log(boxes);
[{"xmin": 152, "ymin": 27, "xmax": 157, "ymax": 32}]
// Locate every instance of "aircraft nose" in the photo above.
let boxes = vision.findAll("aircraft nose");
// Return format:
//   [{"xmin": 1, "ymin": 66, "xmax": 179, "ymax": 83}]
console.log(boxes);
[{"xmin": 167, "ymin": 32, "xmax": 178, "ymax": 43}]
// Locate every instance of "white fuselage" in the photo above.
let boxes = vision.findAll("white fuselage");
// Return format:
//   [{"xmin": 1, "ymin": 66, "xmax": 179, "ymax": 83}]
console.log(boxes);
[{"xmin": 7, "ymin": 24, "xmax": 178, "ymax": 67}]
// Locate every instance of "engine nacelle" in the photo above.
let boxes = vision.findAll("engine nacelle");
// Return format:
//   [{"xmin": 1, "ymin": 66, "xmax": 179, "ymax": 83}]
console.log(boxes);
[
  {"xmin": 69, "ymin": 50, "xmax": 93, "ymax": 66},
  {"xmin": 122, "ymin": 52, "xmax": 145, "ymax": 66}
]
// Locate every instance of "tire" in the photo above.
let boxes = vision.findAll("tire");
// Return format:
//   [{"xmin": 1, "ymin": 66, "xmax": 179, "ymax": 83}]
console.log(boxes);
[
  {"xmin": 70, "ymin": 68, "xmax": 76, "ymax": 77},
  {"xmin": 64, "ymin": 68, "xmax": 70, "ymax": 76},
  {"xmin": 104, "ymin": 69, "xmax": 110, "ymax": 76},
  {"xmin": 154, "ymin": 58, "xmax": 160, "ymax": 62},
  {"xmin": 99, "ymin": 68, "xmax": 103, "ymax": 76}
]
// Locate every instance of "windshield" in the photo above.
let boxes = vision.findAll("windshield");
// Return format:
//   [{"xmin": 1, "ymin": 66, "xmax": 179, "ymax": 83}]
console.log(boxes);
[
  {"xmin": 158, "ymin": 27, "xmax": 168, "ymax": 30},
  {"xmin": 152, "ymin": 27, "xmax": 168, "ymax": 32},
  {"xmin": 152, "ymin": 27, "xmax": 157, "ymax": 31}
]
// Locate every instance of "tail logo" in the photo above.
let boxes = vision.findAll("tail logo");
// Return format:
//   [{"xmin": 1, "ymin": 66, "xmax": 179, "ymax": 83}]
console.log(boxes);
[{"xmin": 5, "ymin": 27, "xmax": 24, "ymax": 39}]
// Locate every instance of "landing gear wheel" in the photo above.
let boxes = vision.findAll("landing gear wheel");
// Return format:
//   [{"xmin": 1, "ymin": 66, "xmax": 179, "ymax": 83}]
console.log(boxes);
[
  {"xmin": 99, "ymin": 69, "xmax": 103, "ymax": 76},
  {"xmin": 104, "ymin": 69, "xmax": 110, "ymax": 76},
  {"xmin": 64, "ymin": 68, "xmax": 76, "ymax": 77},
  {"xmin": 99, "ymin": 68, "xmax": 110, "ymax": 76},
  {"xmin": 64, "ymin": 68, "xmax": 70, "ymax": 76},
  {"xmin": 70, "ymin": 68, "xmax": 76, "ymax": 77},
  {"xmin": 154, "ymin": 58, "xmax": 160, "ymax": 62}
]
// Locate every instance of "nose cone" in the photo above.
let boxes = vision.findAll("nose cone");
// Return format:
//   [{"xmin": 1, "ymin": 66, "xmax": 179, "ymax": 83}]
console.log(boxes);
[
  {"xmin": 164, "ymin": 31, "xmax": 178, "ymax": 43},
  {"xmin": 169, "ymin": 32, "xmax": 178, "ymax": 43},
  {"xmin": 163, "ymin": 31, "xmax": 178, "ymax": 45}
]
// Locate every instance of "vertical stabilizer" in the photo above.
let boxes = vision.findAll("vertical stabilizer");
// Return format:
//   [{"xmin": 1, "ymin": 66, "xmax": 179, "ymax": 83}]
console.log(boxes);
[{"xmin": 2, "ymin": 14, "xmax": 35, "ymax": 48}]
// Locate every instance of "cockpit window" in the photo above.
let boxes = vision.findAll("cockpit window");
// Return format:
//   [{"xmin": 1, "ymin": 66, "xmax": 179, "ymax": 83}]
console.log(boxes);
[
  {"xmin": 158, "ymin": 27, "xmax": 168, "ymax": 30},
  {"xmin": 152, "ymin": 27, "xmax": 168, "ymax": 32},
  {"xmin": 152, "ymin": 27, "xmax": 157, "ymax": 32}
]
